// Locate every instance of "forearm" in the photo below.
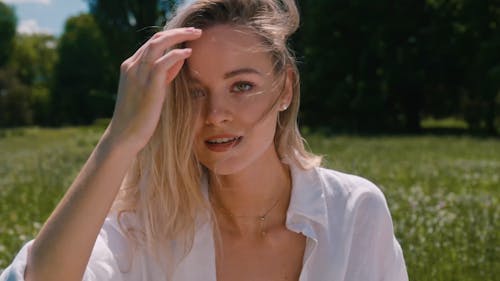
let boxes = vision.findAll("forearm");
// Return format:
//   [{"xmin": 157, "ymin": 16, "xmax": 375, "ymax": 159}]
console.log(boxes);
[
  {"xmin": 23, "ymin": 27, "xmax": 200, "ymax": 281},
  {"xmin": 25, "ymin": 131, "xmax": 137, "ymax": 281}
]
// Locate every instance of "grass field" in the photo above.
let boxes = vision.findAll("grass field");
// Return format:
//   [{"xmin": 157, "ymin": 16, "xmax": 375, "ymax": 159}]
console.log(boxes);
[{"xmin": 0, "ymin": 126, "xmax": 498, "ymax": 280}]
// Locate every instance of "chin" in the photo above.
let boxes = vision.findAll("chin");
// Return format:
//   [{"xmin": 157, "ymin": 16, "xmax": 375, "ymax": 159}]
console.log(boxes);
[
  {"xmin": 202, "ymin": 157, "xmax": 249, "ymax": 176},
  {"xmin": 197, "ymin": 138, "xmax": 276, "ymax": 177}
]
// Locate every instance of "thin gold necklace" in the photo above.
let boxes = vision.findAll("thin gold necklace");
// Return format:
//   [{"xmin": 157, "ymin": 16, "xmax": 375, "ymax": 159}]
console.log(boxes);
[{"xmin": 209, "ymin": 191, "xmax": 282, "ymax": 236}]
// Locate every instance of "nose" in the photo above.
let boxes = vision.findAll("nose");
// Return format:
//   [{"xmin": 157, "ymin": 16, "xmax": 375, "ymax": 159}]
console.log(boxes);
[{"xmin": 204, "ymin": 93, "xmax": 232, "ymax": 126}]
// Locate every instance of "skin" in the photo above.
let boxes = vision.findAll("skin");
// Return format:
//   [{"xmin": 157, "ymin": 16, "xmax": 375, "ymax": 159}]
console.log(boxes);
[
  {"xmin": 24, "ymin": 27, "xmax": 202, "ymax": 281},
  {"xmin": 24, "ymin": 24, "xmax": 305, "ymax": 281},
  {"xmin": 187, "ymin": 25, "xmax": 306, "ymax": 281},
  {"xmin": 188, "ymin": 25, "xmax": 294, "ymax": 236}
]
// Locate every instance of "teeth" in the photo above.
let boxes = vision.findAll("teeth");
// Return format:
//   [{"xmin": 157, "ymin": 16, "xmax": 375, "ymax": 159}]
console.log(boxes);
[{"xmin": 207, "ymin": 137, "xmax": 239, "ymax": 144}]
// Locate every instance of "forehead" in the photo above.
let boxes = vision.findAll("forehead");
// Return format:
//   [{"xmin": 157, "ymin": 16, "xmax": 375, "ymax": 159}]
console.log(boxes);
[{"xmin": 185, "ymin": 25, "xmax": 274, "ymax": 80}]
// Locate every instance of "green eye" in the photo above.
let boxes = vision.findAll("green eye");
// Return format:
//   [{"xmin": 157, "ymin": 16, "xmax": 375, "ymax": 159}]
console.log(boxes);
[{"xmin": 232, "ymin": 82, "xmax": 254, "ymax": 92}]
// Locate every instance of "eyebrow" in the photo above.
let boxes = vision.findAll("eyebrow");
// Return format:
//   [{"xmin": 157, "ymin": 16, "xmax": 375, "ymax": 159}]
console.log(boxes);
[
  {"xmin": 188, "ymin": 67, "xmax": 264, "ymax": 84},
  {"xmin": 223, "ymin": 68, "xmax": 263, "ymax": 79}
]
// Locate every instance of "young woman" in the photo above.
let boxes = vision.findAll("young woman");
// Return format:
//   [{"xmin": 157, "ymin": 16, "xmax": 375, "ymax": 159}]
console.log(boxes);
[{"xmin": 1, "ymin": 1, "xmax": 408, "ymax": 280}]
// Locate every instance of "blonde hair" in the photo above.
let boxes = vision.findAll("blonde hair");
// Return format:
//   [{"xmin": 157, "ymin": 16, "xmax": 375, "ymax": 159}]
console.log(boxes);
[{"xmin": 112, "ymin": 0, "xmax": 321, "ymax": 275}]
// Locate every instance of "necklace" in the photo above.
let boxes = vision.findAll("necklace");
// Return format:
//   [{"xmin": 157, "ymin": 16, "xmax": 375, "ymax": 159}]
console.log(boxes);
[{"xmin": 209, "ymin": 191, "xmax": 282, "ymax": 236}]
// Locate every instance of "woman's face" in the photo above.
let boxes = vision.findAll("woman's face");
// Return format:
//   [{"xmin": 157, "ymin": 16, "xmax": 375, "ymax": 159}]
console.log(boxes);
[{"xmin": 186, "ymin": 24, "xmax": 290, "ymax": 175}]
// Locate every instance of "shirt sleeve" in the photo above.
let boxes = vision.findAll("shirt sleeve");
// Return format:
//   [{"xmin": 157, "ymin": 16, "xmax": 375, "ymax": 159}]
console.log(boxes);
[
  {"xmin": 344, "ymin": 179, "xmax": 408, "ymax": 281},
  {"xmin": 0, "ymin": 239, "xmax": 33, "ymax": 281},
  {"xmin": 0, "ymin": 217, "xmax": 127, "ymax": 281}
]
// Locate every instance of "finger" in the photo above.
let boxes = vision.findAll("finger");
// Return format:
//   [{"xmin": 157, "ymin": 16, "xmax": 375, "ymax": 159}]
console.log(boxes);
[
  {"xmin": 127, "ymin": 28, "xmax": 179, "ymax": 64},
  {"xmin": 150, "ymin": 48, "xmax": 192, "ymax": 84},
  {"xmin": 126, "ymin": 31, "xmax": 168, "ymax": 67},
  {"xmin": 142, "ymin": 28, "xmax": 201, "ymax": 63},
  {"xmin": 128, "ymin": 41, "xmax": 150, "ymax": 65},
  {"xmin": 124, "ymin": 28, "xmax": 201, "ymax": 71}
]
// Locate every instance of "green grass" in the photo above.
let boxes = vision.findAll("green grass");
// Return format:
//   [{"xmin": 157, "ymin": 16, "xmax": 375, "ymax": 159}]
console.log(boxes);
[
  {"xmin": 0, "ymin": 127, "xmax": 499, "ymax": 280},
  {"xmin": 0, "ymin": 126, "xmax": 102, "ymax": 269},
  {"xmin": 307, "ymin": 134, "xmax": 499, "ymax": 280},
  {"xmin": 421, "ymin": 117, "xmax": 469, "ymax": 129}
]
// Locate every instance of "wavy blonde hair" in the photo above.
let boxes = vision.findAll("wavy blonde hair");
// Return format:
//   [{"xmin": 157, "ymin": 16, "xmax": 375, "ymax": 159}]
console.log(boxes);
[{"xmin": 112, "ymin": 0, "xmax": 321, "ymax": 274}]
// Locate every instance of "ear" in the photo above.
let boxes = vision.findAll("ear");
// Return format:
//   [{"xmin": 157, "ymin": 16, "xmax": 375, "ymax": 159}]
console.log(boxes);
[{"xmin": 279, "ymin": 67, "xmax": 294, "ymax": 111}]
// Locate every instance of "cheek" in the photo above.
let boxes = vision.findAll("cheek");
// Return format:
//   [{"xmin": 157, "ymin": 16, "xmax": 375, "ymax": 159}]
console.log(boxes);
[
  {"xmin": 190, "ymin": 90, "xmax": 280, "ymax": 135},
  {"xmin": 193, "ymin": 113, "xmax": 205, "ymax": 140},
  {"xmin": 239, "ymin": 94, "xmax": 281, "ymax": 125},
  {"xmin": 245, "ymin": 108, "xmax": 279, "ymax": 148}
]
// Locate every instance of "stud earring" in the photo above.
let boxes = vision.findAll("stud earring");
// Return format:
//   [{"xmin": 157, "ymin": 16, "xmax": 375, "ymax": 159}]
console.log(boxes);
[{"xmin": 281, "ymin": 105, "xmax": 288, "ymax": 111}]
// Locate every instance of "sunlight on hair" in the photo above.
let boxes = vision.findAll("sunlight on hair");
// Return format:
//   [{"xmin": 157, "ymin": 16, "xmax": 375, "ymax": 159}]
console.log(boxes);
[{"xmin": 112, "ymin": 1, "xmax": 322, "ymax": 275}]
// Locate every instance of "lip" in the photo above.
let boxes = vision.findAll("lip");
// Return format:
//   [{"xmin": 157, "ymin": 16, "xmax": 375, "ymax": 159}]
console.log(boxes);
[{"xmin": 205, "ymin": 134, "xmax": 243, "ymax": 152}]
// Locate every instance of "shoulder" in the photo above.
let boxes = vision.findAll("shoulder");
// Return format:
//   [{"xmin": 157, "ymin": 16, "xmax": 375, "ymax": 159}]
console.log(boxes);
[
  {"xmin": 313, "ymin": 166, "xmax": 390, "ymax": 217},
  {"xmin": 290, "ymin": 163, "xmax": 389, "ymax": 215},
  {"xmin": 315, "ymin": 166, "xmax": 386, "ymax": 201},
  {"xmin": 303, "ymin": 167, "xmax": 408, "ymax": 280},
  {"xmin": 310, "ymin": 167, "xmax": 398, "ymax": 247}
]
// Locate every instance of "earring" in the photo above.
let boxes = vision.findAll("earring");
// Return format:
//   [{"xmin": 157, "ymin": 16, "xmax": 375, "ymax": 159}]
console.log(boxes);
[{"xmin": 281, "ymin": 105, "xmax": 288, "ymax": 111}]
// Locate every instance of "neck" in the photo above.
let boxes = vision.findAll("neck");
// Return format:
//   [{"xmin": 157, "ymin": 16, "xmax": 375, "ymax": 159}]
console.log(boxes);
[{"xmin": 208, "ymin": 146, "xmax": 291, "ymax": 239}]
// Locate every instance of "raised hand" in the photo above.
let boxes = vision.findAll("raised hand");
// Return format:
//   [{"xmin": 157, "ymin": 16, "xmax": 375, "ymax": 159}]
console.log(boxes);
[
  {"xmin": 106, "ymin": 27, "xmax": 202, "ymax": 152},
  {"xmin": 24, "ymin": 28, "xmax": 202, "ymax": 281}
]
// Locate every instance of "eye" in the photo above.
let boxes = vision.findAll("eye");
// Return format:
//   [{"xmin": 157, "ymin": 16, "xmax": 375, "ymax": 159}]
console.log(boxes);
[{"xmin": 231, "ymin": 81, "xmax": 254, "ymax": 93}]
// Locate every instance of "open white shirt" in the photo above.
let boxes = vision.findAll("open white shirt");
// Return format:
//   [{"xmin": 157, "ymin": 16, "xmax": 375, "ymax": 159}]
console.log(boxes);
[{"xmin": 1, "ymin": 164, "xmax": 408, "ymax": 281}]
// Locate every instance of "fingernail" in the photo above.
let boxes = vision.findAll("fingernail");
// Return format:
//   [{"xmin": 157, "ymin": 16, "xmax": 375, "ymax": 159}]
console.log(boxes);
[{"xmin": 188, "ymin": 27, "xmax": 202, "ymax": 34}]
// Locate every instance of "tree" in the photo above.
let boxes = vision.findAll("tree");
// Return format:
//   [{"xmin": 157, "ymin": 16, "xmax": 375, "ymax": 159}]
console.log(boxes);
[
  {"xmin": 0, "ymin": 2, "xmax": 17, "ymax": 67},
  {"xmin": 51, "ymin": 13, "xmax": 113, "ymax": 124},
  {"xmin": 7, "ymin": 34, "xmax": 58, "ymax": 125},
  {"xmin": 0, "ymin": 5, "xmax": 52, "ymax": 126},
  {"xmin": 0, "ymin": 68, "xmax": 33, "ymax": 126},
  {"xmin": 296, "ymin": 0, "xmax": 404, "ymax": 132},
  {"xmin": 457, "ymin": 0, "xmax": 500, "ymax": 134},
  {"xmin": 85, "ymin": 0, "xmax": 174, "ymax": 97},
  {"xmin": 9, "ymin": 34, "xmax": 57, "ymax": 87},
  {"xmin": 294, "ymin": 0, "xmax": 499, "ymax": 134}
]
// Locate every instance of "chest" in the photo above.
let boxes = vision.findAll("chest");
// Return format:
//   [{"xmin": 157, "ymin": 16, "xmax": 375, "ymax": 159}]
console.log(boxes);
[{"xmin": 214, "ymin": 230, "xmax": 307, "ymax": 281}]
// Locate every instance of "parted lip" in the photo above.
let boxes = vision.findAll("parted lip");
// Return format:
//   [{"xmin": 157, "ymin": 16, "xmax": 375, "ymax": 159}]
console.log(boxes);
[
  {"xmin": 204, "ymin": 134, "xmax": 243, "ymax": 152},
  {"xmin": 205, "ymin": 134, "xmax": 242, "ymax": 143}
]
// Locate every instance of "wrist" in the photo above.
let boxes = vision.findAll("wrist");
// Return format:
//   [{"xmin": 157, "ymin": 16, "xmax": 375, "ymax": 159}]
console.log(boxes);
[{"xmin": 98, "ymin": 128, "xmax": 143, "ymax": 158}]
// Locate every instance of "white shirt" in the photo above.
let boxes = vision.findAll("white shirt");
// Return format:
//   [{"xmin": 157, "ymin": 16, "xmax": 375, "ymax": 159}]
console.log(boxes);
[{"xmin": 1, "ymin": 164, "xmax": 408, "ymax": 281}]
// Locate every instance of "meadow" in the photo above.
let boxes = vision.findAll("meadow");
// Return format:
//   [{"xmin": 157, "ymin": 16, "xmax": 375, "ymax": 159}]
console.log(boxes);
[{"xmin": 0, "ymin": 126, "xmax": 498, "ymax": 280}]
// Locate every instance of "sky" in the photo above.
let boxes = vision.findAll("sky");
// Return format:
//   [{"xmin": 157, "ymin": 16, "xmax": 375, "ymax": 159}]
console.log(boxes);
[{"xmin": 3, "ymin": 0, "xmax": 88, "ymax": 36}]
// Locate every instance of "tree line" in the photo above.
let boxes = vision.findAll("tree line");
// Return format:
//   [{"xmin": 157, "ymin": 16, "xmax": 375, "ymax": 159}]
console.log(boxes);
[{"xmin": 0, "ymin": 0, "xmax": 498, "ymax": 134}]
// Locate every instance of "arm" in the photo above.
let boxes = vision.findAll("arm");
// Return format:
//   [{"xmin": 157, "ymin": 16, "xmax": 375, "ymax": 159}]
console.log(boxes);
[
  {"xmin": 25, "ymin": 134, "xmax": 134, "ymax": 281},
  {"xmin": 23, "ymin": 27, "xmax": 202, "ymax": 281}
]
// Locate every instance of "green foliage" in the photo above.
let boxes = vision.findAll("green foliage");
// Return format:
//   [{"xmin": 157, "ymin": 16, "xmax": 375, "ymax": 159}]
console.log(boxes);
[
  {"xmin": 51, "ymin": 13, "xmax": 114, "ymax": 125},
  {"xmin": 0, "ymin": 128, "xmax": 498, "ymax": 280},
  {"xmin": 84, "ymin": 0, "xmax": 175, "ymax": 100},
  {"xmin": 0, "ymin": 127, "xmax": 103, "ymax": 270},
  {"xmin": 86, "ymin": 0, "xmax": 174, "ymax": 57},
  {"xmin": 0, "ymin": 2, "xmax": 17, "ymax": 67},
  {"xmin": 421, "ymin": 117, "xmax": 469, "ymax": 129},
  {"xmin": 456, "ymin": 1, "xmax": 500, "ymax": 134},
  {"xmin": 294, "ymin": 0, "xmax": 500, "ymax": 134},
  {"xmin": 0, "ymin": 34, "xmax": 57, "ymax": 126},
  {"xmin": 9, "ymin": 34, "xmax": 57, "ymax": 88},
  {"xmin": 307, "ymin": 134, "xmax": 500, "ymax": 280},
  {"xmin": 1, "ymin": 0, "xmax": 498, "ymax": 134},
  {"xmin": 0, "ymin": 68, "xmax": 32, "ymax": 126}
]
